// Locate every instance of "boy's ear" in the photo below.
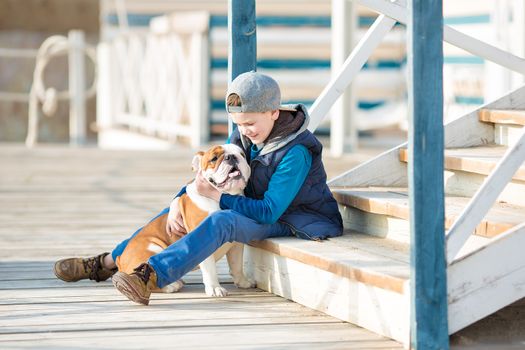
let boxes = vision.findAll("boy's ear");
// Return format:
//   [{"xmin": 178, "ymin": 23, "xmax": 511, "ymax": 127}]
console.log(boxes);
[
  {"xmin": 192, "ymin": 152, "xmax": 205, "ymax": 172},
  {"xmin": 271, "ymin": 109, "xmax": 280, "ymax": 120}
]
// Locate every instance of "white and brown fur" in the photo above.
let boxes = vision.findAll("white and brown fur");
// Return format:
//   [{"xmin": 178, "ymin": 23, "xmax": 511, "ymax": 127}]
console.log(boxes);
[{"xmin": 116, "ymin": 144, "xmax": 254, "ymax": 296}]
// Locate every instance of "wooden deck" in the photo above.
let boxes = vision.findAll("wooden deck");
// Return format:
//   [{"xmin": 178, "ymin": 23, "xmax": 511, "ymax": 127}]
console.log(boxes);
[{"xmin": 0, "ymin": 144, "xmax": 402, "ymax": 349}]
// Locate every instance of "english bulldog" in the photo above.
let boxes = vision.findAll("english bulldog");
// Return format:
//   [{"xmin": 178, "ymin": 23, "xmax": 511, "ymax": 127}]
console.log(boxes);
[{"xmin": 115, "ymin": 144, "xmax": 255, "ymax": 297}]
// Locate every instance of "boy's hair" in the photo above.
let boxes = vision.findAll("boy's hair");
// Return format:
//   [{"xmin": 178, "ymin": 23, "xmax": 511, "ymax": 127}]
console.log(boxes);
[
  {"xmin": 226, "ymin": 94, "xmax": 242, "ymax": 107},
  {"xmin": 227, "ymin": 93, "xmax": 305, "ymax": 143}
]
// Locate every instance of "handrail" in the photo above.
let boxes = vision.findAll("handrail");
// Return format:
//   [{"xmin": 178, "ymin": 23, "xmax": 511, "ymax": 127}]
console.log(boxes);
[
  {"xmin": 308, "ymin": 14, "xmax": 396, "ymax": 131},
  {"xmin": 446, "ymin": 128, "xmax": 525, "ymax": 262},
  {"xmin": 309, "ymin": 0, "xmax": 525, "ymax": 138},
  {"xmin": 357, "ymin": 0, "xmax": 525, "ymax": 74}
]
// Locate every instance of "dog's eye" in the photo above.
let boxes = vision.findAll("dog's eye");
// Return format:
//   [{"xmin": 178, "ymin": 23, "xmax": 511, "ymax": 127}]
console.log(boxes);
[{"xmin": 211, "ymin": 156, "xmax": 218, "ymax": 162}]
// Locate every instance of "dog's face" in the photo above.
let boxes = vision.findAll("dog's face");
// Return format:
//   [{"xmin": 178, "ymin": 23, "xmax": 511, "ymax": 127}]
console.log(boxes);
[{"xmin": 192, "ymin": 144, "xmax": 250, "ymax": 194}]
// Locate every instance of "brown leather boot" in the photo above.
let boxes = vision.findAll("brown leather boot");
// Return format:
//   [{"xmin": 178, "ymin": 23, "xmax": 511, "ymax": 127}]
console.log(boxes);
[
  {"xmin": 54, "ymin": 252, "xmax": 117, "ymax": 282},
  {"xmin": 112, "ymin": 263, "xmax": 158, "ymax": 305}
]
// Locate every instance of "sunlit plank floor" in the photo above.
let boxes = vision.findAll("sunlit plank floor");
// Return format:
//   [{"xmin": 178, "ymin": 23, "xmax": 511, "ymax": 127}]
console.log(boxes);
[{"xmin": 0, "ymin": 144, "xmax": 402, "ymax": 349}]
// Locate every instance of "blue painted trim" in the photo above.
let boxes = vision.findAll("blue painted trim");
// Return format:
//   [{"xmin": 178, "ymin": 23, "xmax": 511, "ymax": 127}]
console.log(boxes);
[
  {"xmin": 211, "ymin": 58, "xmax": 404, "ymax": 70},
  {"xmin": 444, "ymin": 14, "xmax": 490, "ymax": 25},
  {"xmin": 104, "ymin": 14, "xmax": 402, "ymax": 29},
  {"xmin": 444, "ymin": 56, "xmax": 484, "ymax": 65},
  {"xmin": 211, "ymin": 99, "xmax": 385, "ymax": 111},
  {"xmin": 408, "ymin": 0, "xmax": 449, "ymax": 348},
  {"xmin": 454, "ymin": 96, "xmax": 484, "ymax": 105},
  {"xmin": 228, "ymin": 0, "xmax": 257, "ymax": 133}
]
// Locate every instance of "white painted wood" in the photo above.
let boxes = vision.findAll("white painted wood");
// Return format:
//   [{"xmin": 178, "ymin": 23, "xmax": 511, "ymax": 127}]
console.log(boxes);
[
  {"xmin": 510, "ymin": 0, "xmax": 525, "ymax": 88},
  {"xmin": 495, "ymin": 124, "xmax": 524, "ymax": 146},
  {"xmin": 446, "ymin": 128, "xmax": 525, "ymax": 263},
  {"xmin": 190, "ymin": 30, "xmax": 210, "ymax": 148},
  {"xmin": 329, "ymin": 85, "xmax": 525, "ymax": 188},
  {"xmin": 448, "ymin": 223, "xmax": 525, "ymax": 333},
  {"xmin": 329, "ymin": 144, "xmax": 408, "ymax": 187},
  {"xmin": 68, "ymin": 30, "xmax": 87, "ymax": 147},
  {"xmin": 330, "ymin": 0, "xmax": 358, "ymax": 156},
  {"xmin": 244, "ymin": 246, "xmax": 411, "ymax": 346},
  {"xmin": 96, "ymin": 42, "xmax": 114, "ymax": 131},
  {"xmin": 483, "ymin": 0, "xmax": 513, "ymax": 103},
  {"xmin": 357, "ymin": 0, "xmax": 525, "ymax": 74},
  {"xmin": 308, "ymin": 14, "xmax": 396, "ymax": 132},
  {"xmin": 100, "ymin": 12, "xmax": 210, "ymax": 149}
]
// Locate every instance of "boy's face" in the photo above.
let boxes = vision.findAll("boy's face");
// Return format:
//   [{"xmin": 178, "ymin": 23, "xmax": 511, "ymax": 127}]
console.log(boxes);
[{"xmin": 230, "ymin": 110, "xmax": 279, "ymax": 145}]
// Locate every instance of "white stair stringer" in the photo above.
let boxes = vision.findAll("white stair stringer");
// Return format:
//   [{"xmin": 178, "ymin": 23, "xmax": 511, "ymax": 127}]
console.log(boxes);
[
  {"xmin": 243, "ymin": 233, "xmax": 411, "ymax": 346},
  {"xmin": 448, "ymin": 223, "xmax": 525, "ymax": 334},
  {"xmin": 328, "ymin": 84, "xmax": 525, "ymax": 188}
]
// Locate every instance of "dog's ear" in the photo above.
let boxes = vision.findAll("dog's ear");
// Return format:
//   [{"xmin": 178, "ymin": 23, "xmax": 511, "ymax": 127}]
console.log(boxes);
[{"xmin": 191, "ymin": 151, "xmax": 205, "ymax": 172}]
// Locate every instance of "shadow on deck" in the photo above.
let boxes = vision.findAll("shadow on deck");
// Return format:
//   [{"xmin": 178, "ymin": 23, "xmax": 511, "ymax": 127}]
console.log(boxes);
[{"xmin": 0, "ymin": 143, "xmax": 401, "ymax": 349}]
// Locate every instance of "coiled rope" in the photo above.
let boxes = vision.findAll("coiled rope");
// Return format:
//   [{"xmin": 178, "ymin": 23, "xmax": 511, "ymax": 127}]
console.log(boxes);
[{"xmin": 26, "ymin": 34, "xmax": 97, "ymax": 147}]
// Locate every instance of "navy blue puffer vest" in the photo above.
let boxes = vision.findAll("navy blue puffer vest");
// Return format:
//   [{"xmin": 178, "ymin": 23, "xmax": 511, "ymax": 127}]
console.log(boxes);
[{"xmin": 230, "ymin": 129, "xmax": 343, "ymax": 240}]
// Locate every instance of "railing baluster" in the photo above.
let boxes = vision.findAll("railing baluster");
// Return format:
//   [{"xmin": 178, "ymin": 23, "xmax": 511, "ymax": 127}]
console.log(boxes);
[{"xmin": 308, "ymin": 14, "xmax": 396, "ymax": 132}]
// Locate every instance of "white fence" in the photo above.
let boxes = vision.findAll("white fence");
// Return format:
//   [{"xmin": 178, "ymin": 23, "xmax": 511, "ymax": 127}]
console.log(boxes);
[{"xmin": 97, "ymin": 11, "xmax": 210, "ymax": 148}]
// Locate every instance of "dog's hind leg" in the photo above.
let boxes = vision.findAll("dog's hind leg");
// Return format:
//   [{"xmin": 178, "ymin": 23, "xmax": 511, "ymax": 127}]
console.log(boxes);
[
  {"xmin": 227, "ymin": 243, "xmax": 256, "ymax": 289},
  {"xmin": 158, "ymin": 279, "xmax": 184, "ymax": 293},
  {"xmin": 199, "ymin": 256, "xmax": 228, "ymax": 297}
]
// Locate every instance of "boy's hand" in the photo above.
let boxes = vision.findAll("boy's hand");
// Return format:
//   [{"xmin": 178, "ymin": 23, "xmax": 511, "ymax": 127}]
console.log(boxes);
[
  {"xmin": 195, "ymin": 171, "xmax": 221, "ymax": 202},
  {"xmin": 166, "ymin": 198, "xmax": 187, "ymax": 238}
]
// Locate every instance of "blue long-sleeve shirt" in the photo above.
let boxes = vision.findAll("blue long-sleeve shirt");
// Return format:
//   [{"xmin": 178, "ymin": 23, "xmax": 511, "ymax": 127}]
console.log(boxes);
[{"xmin": 219, "ymin": 144, "xmax": 312, "ymax": 224}]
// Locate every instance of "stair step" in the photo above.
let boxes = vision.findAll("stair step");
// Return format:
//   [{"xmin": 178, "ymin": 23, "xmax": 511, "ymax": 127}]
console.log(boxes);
[
  {"xmin": 479, "ymin": 109, "xmax": 525, "ymax": 126},
  {"xmin": 332, "ymin": 187, "xmax": 525, "ymax": 238},
  {"xmin": 245, "ymin": 231, "xmax": 410, "ymax": 343},
  {"xmin": 399, "ymin": 145, "xmax": 525, "ymax": 182}
]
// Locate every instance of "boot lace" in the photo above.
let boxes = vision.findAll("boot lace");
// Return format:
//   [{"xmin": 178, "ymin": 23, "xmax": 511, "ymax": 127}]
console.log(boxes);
[
  {"xmin": 133, "ymin": 263, "xmax": 152, "ymax": 284},
  {"xmin": 83, "ymin": 254, "xmax": 106, "ymax": 282}
]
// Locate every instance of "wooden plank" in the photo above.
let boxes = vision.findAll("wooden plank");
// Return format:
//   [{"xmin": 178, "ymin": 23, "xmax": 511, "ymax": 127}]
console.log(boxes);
[
  {"xmin": 249, "ymin": 232, "xmax": 409, "ymax": 293},
  {"xmin": 245, "ymin": 245, "xmax": 410, "ymax": 345},
  {"xmin": 448, "ymin": 223, "xmax": 525, "ymax": 334},
  {"xmin": 399, "ymin": 145, "xmax": 525, "ymax": 182},
  {"xmin": 407, "ymin": 0, "xmax": 448, "ymax": 347},
  {"xmin": 0, "ymin": 145, "xmax": 402, "ymax": 348},
  {"xmin": 446, "ymin": 128, "xmax": 525, "ymax": 262},
  {"xmin": 479, "ymin": 109, "xmax": 525, "ymax": 126},
  {"xmin": 333, "ymin": 188, "xmax": 525, "ymax": 238}
]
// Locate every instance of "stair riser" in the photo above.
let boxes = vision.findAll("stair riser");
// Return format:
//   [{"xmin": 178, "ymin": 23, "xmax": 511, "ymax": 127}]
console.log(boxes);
[
  {"xmin": 444, "ymin": 170, "xmax": 525, "ymax": 206},
  {"xmin": 244, "ymin": 246, "xmax": 410, "ymax": 347},
  {"xmin": 339, "ymin": 205, "xmax": 410, "ymax": 243},
  {"xmin": 340, "ymin": 204, "xmax": 492, "ymax": 256},
  {"xmin": 494, "ymin": 124, "xmax": 524, "ymax": 146}
]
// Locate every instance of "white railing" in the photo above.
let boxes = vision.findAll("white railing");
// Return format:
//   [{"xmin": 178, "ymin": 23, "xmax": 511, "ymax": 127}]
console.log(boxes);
[
  {"xmin": 309, "ymin": 0, "xmax": 525, "ymax": 264},
  {"xmin": 97, "ymin": 11, "xmax": 210, "ymax": 148}
]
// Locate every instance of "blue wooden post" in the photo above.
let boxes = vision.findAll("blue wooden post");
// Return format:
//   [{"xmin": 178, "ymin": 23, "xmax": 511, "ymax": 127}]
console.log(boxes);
[
  {"xmin": 407, "ymin": 0, "xmax": 448, "ymax": 349},
  {"xmin": 227, "ymin": 0, "xmax": 257, "ymax": 133}
]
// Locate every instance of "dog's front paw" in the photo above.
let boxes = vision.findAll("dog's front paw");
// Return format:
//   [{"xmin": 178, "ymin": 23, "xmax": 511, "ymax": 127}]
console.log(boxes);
[
  {"xmin": 205, "ymin": 285, "xmax": 229, "ymax": 297},
  {"xmin": 235, "ymin": 277, "xmax": 256, "ymax": 289}
]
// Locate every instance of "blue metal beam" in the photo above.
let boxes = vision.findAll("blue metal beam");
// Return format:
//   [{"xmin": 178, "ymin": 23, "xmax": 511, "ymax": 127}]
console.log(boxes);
[
  {"xmin": 227, "ymin": 0, "xmax": 256, "ymax": 133},
  {"xmin": 407, "ymin": 0, "xmax": 449, "ymax": 349}
]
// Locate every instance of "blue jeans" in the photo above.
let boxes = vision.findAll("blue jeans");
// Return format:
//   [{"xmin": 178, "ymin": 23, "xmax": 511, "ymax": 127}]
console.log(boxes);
[{"xmin": 111, "ymin": 208, "xmax": 292, "ymax": 288}]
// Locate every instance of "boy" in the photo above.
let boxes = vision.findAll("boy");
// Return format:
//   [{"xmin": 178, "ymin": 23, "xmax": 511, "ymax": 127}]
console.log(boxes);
[{"xmin": 54, "ymin": 71, "xmax": 343, "ymax": 305}]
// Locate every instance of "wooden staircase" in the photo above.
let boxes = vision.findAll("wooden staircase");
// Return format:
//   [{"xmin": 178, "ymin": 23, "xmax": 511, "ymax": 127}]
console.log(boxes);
[{"xmin": 243, "ymin": 85, "xmax": 525, "ymax": 347}]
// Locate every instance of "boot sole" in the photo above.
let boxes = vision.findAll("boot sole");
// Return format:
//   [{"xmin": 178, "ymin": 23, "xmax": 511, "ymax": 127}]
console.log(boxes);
[{"xmin": 112, "ymin": 272, "xmax": 150, "ymax": 306}]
